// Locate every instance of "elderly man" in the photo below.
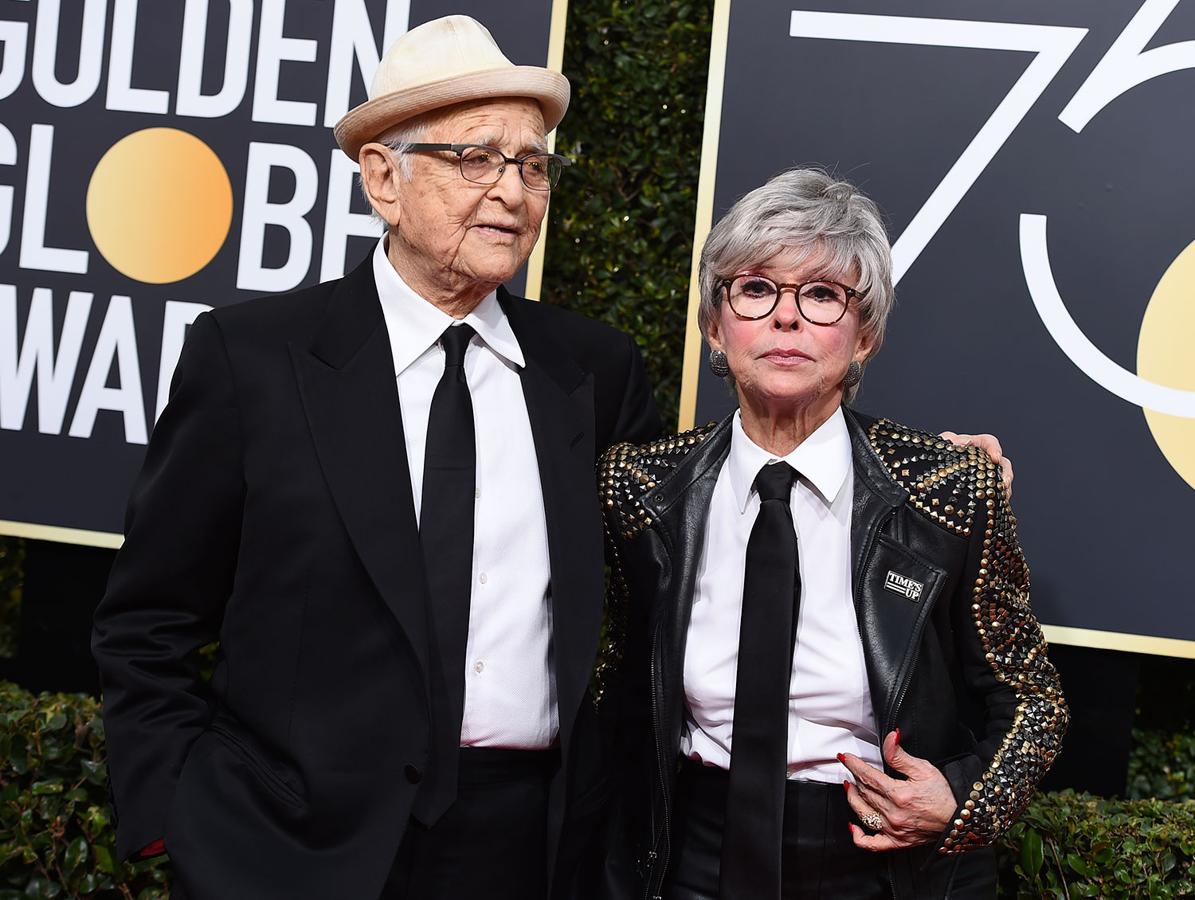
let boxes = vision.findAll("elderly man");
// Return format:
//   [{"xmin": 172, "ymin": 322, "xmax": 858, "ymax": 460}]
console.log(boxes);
[{"xmin": 92, "ymin": 16, "xmax": 659, "ymax": 900}]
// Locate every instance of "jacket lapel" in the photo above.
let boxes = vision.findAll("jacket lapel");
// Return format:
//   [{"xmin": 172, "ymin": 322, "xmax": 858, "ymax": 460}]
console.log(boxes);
[
  {"xmin": 844, "ymin": 410, "xmax": 944, "ymax": 734},
  {"xmin": 641, "ymin": 418, "xmax": 734, "ymax": 741},
  {"xmin": 500, "ymin": 290, "xmax": 600, "ymax": 758},
  {"xmin": 290, "ymin": 257, "xmax": 431, "ymax": 688}
]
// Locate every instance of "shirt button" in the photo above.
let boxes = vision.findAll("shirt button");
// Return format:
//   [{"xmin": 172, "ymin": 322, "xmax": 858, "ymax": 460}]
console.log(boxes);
[
  {"xmin": 479, "ymin": 572, "xmax": 488, "ymax": 584},
  {"xmin": 473, "ymin": 661, "xmax": 485, "ymax": 674},
  {"xmin": 475, "ymin": 488, "xmax": 481, "ymax": 499}
]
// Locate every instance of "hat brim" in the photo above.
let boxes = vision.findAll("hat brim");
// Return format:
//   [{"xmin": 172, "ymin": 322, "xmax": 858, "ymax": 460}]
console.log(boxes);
[{"xmin": 334, "ymin": 67, "xmax": 570, "ymax": 160}]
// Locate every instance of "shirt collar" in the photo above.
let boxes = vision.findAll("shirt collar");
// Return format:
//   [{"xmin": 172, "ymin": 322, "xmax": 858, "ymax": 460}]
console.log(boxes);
[
  {"xmin": 372, "ymin": 237, "xmax": 525, "ymax": 374},
  {"xmin": 727, "ymin": 406, "xmax": 853, "ymax": 513}
]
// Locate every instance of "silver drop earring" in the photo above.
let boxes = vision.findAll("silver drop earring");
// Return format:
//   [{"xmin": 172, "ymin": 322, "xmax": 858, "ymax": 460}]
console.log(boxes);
[{"xmin": 709, "ymin": 349, "xmax": 730, "ymax": 378}]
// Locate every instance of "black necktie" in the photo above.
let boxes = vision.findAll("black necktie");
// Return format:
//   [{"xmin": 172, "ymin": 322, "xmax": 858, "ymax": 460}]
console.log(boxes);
[
  {"xmin": 719, "ymin": 461, "xmax": 801, "ymax": 900},
  {"xmin": 414, "ymin": 323, "xmax": 476, "ymax": 825}
]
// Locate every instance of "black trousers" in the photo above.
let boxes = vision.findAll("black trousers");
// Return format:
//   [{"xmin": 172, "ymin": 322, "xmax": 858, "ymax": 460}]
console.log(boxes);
[
  {"xmin": 381, "ymin": 747, "xmax": 560, "ymax": 900},
  {"xmin": 664, "ymin": 758, "xmax": 891, "ymax": 900}
]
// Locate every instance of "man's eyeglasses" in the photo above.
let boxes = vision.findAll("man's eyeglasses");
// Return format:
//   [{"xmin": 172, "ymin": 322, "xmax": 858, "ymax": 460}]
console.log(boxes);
[
  {"xmin": 719, "ymin": 274, "xmax": 866, "ymax": 325},
  {"xmin": 402, "ymin": 143, "xmax": 571, "ymax": 191}
]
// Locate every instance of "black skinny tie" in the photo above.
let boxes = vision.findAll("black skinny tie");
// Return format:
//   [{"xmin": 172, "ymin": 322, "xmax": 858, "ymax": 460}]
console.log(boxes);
[
  {"xmin": 720, "ymin": 461, "xmax": 801, "ymax": 900},
  {"xmin": 414, "ymin": 323, "xmax": 476, "ymax": 825}
]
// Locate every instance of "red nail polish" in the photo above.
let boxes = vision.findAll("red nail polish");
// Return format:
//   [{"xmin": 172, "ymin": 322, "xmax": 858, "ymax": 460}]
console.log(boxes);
[
  {"xmin": 836, "ymin": 752, "xmax": 846, "ymax": 763},
  {"xmin": 848, "ymin": 823, "xmax": 858, "ymax": 837},
  {"xmin": 842, "ymin": 780, "xmax": 850, "ymax": 794},
  {"xmin": 894, "ymin": 728, "xmax": 902, "ymax": 746}
]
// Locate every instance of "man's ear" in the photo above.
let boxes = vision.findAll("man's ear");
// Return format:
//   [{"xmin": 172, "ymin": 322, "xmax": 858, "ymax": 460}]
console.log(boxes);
[{"xmin": 358, "ymin": 144, "xmax": 401, "ymax": 226}]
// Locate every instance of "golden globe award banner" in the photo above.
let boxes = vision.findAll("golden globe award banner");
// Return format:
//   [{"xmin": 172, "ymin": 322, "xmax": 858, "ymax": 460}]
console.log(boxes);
[
  {"xmin": 0, "ymin": 0, "xmax": 564, "ymax": 545},
  {"xmin": 683, "ymin": 0, "xmax": 1195, "ymax": 655}
]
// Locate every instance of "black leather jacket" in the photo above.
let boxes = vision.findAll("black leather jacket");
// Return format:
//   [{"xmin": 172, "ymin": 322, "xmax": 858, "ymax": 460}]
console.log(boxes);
[{"xmin": 595, "ymin": 409, "xmax": 1068, "ymax": 900}]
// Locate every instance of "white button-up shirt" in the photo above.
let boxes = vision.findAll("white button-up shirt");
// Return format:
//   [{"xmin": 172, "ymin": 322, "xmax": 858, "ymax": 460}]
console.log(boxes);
[
  {"xmin": 372, "ymin": 239, "xmax": 557, "ymax": 749},
  {"xmin": 680, "ymin": 407, "xmax": 884, "ymax": 782}
]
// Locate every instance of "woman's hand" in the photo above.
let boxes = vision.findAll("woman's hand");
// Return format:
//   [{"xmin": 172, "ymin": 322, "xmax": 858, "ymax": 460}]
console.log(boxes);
[
  {"xmin": 838, "ymin": 730, "xmax": 957, "ymax": 852},
  {"xmin": 940, "ymin": 431, "xmax": 1014, "ymax": 499}
]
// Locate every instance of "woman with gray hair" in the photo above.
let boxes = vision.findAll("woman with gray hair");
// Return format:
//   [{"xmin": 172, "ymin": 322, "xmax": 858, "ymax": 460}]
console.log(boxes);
[{"xmin": 598, "ymin": 169, "xmax": 1067, "ymax": 899}]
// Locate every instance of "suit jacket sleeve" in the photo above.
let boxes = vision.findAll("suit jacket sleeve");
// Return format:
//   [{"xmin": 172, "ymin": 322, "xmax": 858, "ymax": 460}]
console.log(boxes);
[
  {"xmin": 936, "ymin": 478, "xmax": 1068, "ymax": 854},
  {"xmin": 91, "ymin": 311, "xmax": 246, "ymax": 861},
  {"xmin": 606, "ymin": 332, "xmax": 663, "ymax": 450}
]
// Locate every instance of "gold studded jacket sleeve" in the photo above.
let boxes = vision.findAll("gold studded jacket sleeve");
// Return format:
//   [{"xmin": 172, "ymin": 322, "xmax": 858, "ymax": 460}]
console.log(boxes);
[
  {"xmin": 868, "ymin": 420, "xmax": 1068, "ymax": 854},
  {"xmin": 593, "ymin": 442, "xmax": 636, "ymax": 710},
  {"xmin": 593, "ymin": 428, "xmax": 715, "ymax": 708}
]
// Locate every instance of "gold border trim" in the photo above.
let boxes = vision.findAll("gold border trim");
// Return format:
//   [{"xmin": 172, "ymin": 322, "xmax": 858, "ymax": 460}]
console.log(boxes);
[
  {"xmin": 1042, "ymin": 624, "xmax": 1195, "ymax": 660},
  {"xmin": 0, "ymin": 519, "xmax": 123, "ymax": 549},
  {"xmin": 678, "ymin": 0, "xmax": 733, "ymax": 432},
  {"xmin": 523, "ymin": 0, "xmax": 570, "ymax": 301}
]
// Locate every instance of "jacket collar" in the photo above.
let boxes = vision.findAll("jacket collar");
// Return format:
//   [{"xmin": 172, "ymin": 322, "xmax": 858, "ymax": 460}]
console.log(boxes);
[
  {"xmin": 843, "ymin": 408, "xmax": 908, "ymax": 510},
  {"xmin": 639, "ymin": 407, "xmax": 914, "ymax": 733},
  {"xmin": 372, "ymin": 239, "xmax": 524, "ymax": 373}
]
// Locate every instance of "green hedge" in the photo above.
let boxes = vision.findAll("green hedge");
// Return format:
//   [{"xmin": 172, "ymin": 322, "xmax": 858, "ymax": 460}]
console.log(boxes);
[
  {"xmin": 0, "ymin": 683, "xmax": 168, "ymax": 899},
  {"xmin": 6, "ymin": 682, "xmax": 1195, "ymax": 898},
  {"xmin": 997, "ymin": 792, "xmax": 1195, "ymax": 898},
  {"xmin": 1129, "ymin": 730, "xmax": 1195, "ymax": 802},
  {"xmin": 541, "ymin": 0, "xmax": 712, "ymax": 429},
  {"xmin": 0, "ymin": 540, "xmax": 20, "ymax": 661}
]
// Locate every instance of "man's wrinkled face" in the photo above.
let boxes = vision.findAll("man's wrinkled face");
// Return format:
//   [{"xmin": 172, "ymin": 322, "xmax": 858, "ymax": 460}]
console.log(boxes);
[{"xmin": 392, "ymin": 98, "xmax": 549, "ymax": 293}]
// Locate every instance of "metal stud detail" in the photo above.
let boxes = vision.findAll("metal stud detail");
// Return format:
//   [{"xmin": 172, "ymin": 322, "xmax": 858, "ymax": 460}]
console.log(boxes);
[
  {"xmin": 590, "ymin": 422, "xmax": 718, "ymax": 707},
  {"xmin": 866, "ymin": 419, "xmax": 1068, "ymax": 856}
]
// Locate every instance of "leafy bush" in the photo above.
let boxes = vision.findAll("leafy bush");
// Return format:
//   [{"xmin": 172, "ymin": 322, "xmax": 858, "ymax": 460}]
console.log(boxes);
[
  {"xmin": 0, "ymin": 539, "xmax": 22, "ymax": 661},
  {"xmin": 1129, "ymin": 729, "xmax": 1195, "ymax": 802},
  {"xmin": 997, "ymin": 790, "xmax": 1195, "ymax": 898},
  {"xmin": 0, "ymin": 682, "xmax": 168, "ymax": 899},
  {"xmin": 542, "ymin": 0, "xmax": 712, "ymax": 429}
]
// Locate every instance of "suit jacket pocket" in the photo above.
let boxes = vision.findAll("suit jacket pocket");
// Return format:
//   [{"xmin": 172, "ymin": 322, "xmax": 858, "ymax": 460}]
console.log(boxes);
[{"xmin": 208, "ymin": 716, "xmax": 304, "ymax": 810}]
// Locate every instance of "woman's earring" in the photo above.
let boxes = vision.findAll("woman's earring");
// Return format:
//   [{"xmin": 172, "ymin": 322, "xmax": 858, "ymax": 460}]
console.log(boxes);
[
  {"xmin": 843, "ymin": 360, "xmax": 863, "ymax": 387},
  {"xmin": 709, "ymin": 349, "xmax": 730, "ymax": 378}
]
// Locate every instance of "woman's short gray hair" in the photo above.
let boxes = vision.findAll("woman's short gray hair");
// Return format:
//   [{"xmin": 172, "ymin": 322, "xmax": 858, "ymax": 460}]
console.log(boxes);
[{"xmin": 698, "ymin": 168, "xmax": 894, "ymax": 402}]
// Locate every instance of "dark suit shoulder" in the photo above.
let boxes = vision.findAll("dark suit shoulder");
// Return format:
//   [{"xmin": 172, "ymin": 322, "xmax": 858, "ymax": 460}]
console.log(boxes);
[
  {"xmin": 507, "ymin": 294, "xmax": 630, "ymax": 344},
  {"xmin": 207, "ymin": 278, "xmax": 337, "ymax": 341},
  {"xmin": 598, "ymin": 424, "xmax": 719, "ymax": 540},
  {"xmin": 864, "ymin": 416, "xmax": 1003, "ymax": 538}
]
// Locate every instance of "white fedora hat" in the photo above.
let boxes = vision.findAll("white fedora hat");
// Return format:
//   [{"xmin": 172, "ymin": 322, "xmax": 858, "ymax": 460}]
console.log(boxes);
[{"xmin": 334, "ymin": 15, "xmax": 570, "ymax": 160}]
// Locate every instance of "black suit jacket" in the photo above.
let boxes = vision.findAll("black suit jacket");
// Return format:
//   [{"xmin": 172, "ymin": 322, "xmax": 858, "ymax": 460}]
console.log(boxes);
[
  {"xmin": 597, "ymin": 410, "xmax": 1068, "ymax": 900},
  {"xmin": 92, "ymin": 256, "xmax": 661, "ymax": 900}
]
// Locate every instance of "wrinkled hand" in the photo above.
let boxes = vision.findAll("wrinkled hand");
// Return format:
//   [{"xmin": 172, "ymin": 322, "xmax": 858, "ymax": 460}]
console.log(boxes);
[
  {"xmin": 839, "ymin": 731, "xmax": 957, "ymax": 852},
  {"xmin": 940, "ymin": 431, "xmax": 1014, "ymax": 500}
]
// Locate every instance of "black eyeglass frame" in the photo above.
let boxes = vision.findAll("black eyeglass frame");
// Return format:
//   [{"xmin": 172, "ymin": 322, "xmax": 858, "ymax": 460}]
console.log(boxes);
[
  {"xmin": 401, "ymin": 142, "xmax": 572, "ymax": 191},
  {"xmin": 718, "ymin": 274, "xmax": 868, "ymax": 325}
]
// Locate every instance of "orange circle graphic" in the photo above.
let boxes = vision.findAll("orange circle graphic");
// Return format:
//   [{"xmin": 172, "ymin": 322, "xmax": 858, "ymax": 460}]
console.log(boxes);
[{"xmin": 87, "ymin": 128, "xmax": 233, "ymax": 284}]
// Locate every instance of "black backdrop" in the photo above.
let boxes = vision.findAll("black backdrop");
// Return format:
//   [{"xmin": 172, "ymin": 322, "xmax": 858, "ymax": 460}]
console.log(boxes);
[
  {"xmin": 687, "ymin": 0, "xmax": 1195, "ymax": 648},
  {"xmin": 0, "ymin": 0, "xmax": 556, "ymax": 539}
]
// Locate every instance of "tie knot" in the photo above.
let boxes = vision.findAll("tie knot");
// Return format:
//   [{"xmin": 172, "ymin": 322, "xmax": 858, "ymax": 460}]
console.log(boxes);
[
  {"xmin": 439, "ymin": 323, "xmax": 475, "ymax": 368},
  {"xmin": 754, "ymin": 461, "xmax": 796, "ymax": 503}
]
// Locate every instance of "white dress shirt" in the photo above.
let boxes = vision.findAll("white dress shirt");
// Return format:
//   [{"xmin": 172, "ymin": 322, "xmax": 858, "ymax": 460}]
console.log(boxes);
[
  {"xmin": 372, "ymin": 239, "xmax": 557, "ymax": 749},
  {"xmin": 680, "ymin": 407, "xmax": 884, "ymax": 782}
]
